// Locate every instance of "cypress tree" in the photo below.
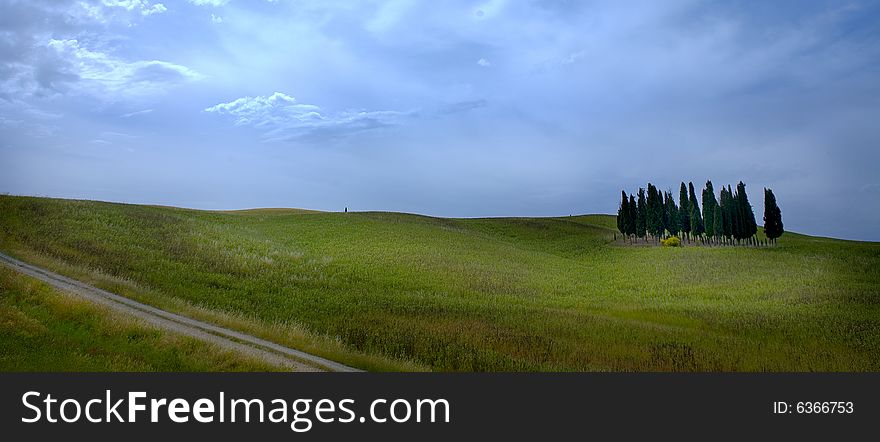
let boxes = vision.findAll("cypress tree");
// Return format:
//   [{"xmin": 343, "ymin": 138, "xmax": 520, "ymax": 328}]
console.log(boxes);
[
  {"xmin": 636, "ymin": 188, "xmax": 647, "ymax": 240},
  {"xmin": 719, "ymin": 187, "xmax": 732, "ymax": 238},
  {"xmin": 654, "ymin": 186, "xmax": 665, "ymax": 238},
  {"xmin": 763, "ymin": 188, "xmax": 784, "ymax": 243},
  {"xmin": 665, "ymin": 191, "xmax": 680, "ymax": 236},
  {"xmin": 702, "ymin": 180, "xmax": 717, "ymax": 238},
  {"xmin": 715, "ymin": 186, "xmax": 727, "ymax": 237},
  {"xmin": 627, "ymin": 194, "xmax": 637, "ymax": 238},
  {"xmin": 617, "ymin": 191, "xmax": 628, "ymax": 236},
  {"xmin": 712, "ymin": 198, "xmax": 722, "ymax": 241},
  {"xmin": 645, "ymin": 184, "xmax": 655, "ymax": 237},
  {"xmin": 679, "ymin": 182, "xmax": 690, "ymax": 239},
  {"xmin": 688, "ymin": 182, "xmax": 704, "ymax": 237},
  {"xmin": 729, "ymin": 184, "xmax": 741, "ymax": 241},
  {"xmin": 646, "ymin": 183, "xmax": 663, "ymax": 239},
  {"xmin": 737, "ymin": 181, "xmax": 757, "ymax": 240},
  {"xmin": 660, "ymin": 191, "xmax": 669, "ymax": 236}
]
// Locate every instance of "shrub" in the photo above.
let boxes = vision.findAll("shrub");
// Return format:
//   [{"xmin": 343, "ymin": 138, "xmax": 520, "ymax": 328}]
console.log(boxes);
[{"xmin": 662, "ymin": 236, "xmax": 681, "ymax": 247}]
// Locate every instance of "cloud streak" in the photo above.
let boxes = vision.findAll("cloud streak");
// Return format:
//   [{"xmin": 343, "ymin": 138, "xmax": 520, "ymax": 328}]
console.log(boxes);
[
  {"xmin": 188, "ymin": 0, "xmax": 230, "ymax": 7},
  {"xmin": 205, "ymin": 92, "xmax": 409, "ymax": 141},
  {"xmin": 101, "ymin": 1, "xmax": 167, "ymax": 16},
  {"xmin": 120, "ymin": 109, "xmax": 154, "ymax": 118},
  {"xmin": 46, "ymin": 39, "xmax": 202, "ymax": 99}
]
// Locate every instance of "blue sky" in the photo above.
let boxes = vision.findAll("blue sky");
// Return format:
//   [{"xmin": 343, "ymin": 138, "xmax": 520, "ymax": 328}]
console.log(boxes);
[{"xmin": 1, "ymin": 0, "xmax": 879, "ymax": 240}]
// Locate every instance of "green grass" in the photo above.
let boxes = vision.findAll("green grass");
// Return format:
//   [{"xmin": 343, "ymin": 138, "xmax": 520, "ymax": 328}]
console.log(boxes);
[
  {"xmin": 0, "ymin": 266, "xmax": 281, "ymax": 371},
  {"xmin": 1, "ymin": 195, "xmax": 878, "ymax": 371}
]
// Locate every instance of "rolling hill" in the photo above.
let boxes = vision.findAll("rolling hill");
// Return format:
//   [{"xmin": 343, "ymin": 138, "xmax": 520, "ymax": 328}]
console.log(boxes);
[{"xmin": 1, "ymin": 195, "xmax": 878, "ymax": 371}]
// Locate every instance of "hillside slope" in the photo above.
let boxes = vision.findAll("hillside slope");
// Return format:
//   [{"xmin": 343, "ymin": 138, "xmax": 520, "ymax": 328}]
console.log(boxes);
[{"xmin": 1, "ymin": 195, "xmax": 878, "ymax": 371}]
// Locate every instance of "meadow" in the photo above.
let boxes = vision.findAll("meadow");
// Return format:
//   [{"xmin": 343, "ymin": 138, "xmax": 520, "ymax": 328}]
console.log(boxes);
[{"xmin": 1, "ymin": 195, "xmax": 878, "ymax": 371}]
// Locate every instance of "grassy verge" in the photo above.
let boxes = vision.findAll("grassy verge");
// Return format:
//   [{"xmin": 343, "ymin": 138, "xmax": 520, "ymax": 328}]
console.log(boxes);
[{"xmin": 0, "ymin": 266, "xmax": 281, "ymax": 371}]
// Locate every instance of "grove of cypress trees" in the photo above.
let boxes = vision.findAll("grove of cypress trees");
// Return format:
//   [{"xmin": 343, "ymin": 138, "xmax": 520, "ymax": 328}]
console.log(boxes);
[
  {"xmin": 636, "ymin": 188, "xmax": 647, "ymax": 240},
  {"xmin": 679, "ymin": 182, "xmax": 690, "ymax": 239},
  {"xmin": 688, "ymin": 182, "xmax": 704, "ymax": 237},
  {"xmin": 702, "ymin": 180, "xmax": 717, "ymax": 238},
  {"xmin": 615, "ymin": 181, "xmax": 776, "ymax": 247},
  {"xmin": 763, "ymin": 188, "xmax": 784, "ymax": 243}
]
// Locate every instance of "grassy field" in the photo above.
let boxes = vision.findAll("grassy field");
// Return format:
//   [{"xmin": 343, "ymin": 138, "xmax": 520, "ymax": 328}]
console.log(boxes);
[
  {"xmin": 1, "ymin": 195, "xmax": 878, "ymax": 371},
  {"xmin": 0, "ymin": 266, "xmax": 279, "ymax": 371}
]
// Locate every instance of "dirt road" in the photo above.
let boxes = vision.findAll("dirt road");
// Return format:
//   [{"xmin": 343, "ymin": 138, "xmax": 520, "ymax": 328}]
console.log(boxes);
[{"xmin": 0, "ymin": 252, "xmax": 360, "ymax": 372}]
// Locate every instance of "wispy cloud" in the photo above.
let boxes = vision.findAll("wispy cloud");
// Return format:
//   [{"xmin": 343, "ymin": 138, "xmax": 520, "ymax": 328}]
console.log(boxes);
[
  {"xmin": 188, "ymin": 0, "xmax": 231, "ymax": 6},
  {"xmin": 101, "ymin": 1, "xmax": 167, "ymax": 16},
  {"xmin": 120, "ymin": 109, "xmax": 155, "ymax": 118},
  {"xmin": 204, "ymin": 92, "xmax": 409, "ymax": 141},
  {"xmin": 46, "ymin": 39, "xmax": 203, "ymax": 99},
  {"xmin": 0, "ymin": 1, "xmax": 193, "ymax": 101}
]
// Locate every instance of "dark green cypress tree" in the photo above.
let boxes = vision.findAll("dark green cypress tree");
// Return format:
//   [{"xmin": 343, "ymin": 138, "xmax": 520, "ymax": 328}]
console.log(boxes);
[
  {"xmin": 660, "ymin": 191, "xmax": 669, "ymax": 235},
  {"xmin": 730, "ymin": 184, "xmax": 742, "ymax": 241},
  {"xmin": 617, "ymin": 191, "xmax": 628, "ymax": 236},
  {"xmin": 679, "ymin": 182, "xmax": 690, "ymax": 238},
  {"xmin": 702, "ymin": 180, "xmax": 717, "ymax": 238},
  {"xmin": 646, "ymin": 183, "xmax": 663, "ymax": 238},
  {"xmin": 627, "ymin": 194, "xmax": 637, "ymax": 237},
  {"xmin": 654, "ymin": 186, "xmax": 665, "ymax": 237},
  {"xmin": 636, "ymin": 188, "xmax": 647, "ymax": 240},
  {"xmin": 737, "ymin": 181, "xmax": 757, "ymax": 240},
  {"xmin": 763, "ymin": 188, "xmax": 784, "ymax": 243},
  {"xmin": 665, "ymin": 191, "xmax": 680, "ymax": 236},
  {"xmin": 719, "ymin": 186, "xmax": 732, "ymax": 238},
  {"xmin": 645, "ymin": 184, "xmax": 655, "ymax": 237},
  {"xmin": 688, "ymin": 182, "xmax": 704, "ymax": 237},
  {"xmin": 712, "ymin": 197, "xmax": 722, "ymax": 240}
]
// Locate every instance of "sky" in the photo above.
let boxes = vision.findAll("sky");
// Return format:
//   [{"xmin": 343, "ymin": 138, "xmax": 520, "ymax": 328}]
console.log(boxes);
[{"xmin": 1, "ymin": 0, "xmax": 879, "ymax": 241}]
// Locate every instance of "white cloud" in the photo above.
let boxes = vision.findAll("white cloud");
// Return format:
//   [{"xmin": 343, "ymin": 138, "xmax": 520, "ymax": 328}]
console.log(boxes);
[
  {"xmin": 0, "ymin": 1, "xmax": 181, "ymax": 100},
  {"xmin": 101, "ymin": 1, "xmax": 167, "ymax": 17},
  {"xmin": 211, "ymin": 14, "xmax": 223, "ymax": 24},
  {"xmin": 477, "ymin": 58, "xmax": 491, "ymax": 67},
  {"xmin": 121, "ymin": 109, "xmax": 155, "ymax": 118},
  {"xmin": 205, "ymin": 92, "xmax": 408, "ymax": 141},
  {"xmin": 71, "ymin": 0, "xmax": 167, "ymax": 24},
  {"xmin": 78, "ymin": 2, "xmax": 106, "ymax": 21},
  {"xmin": 189, "ymin": 0, "xmax": 231, "ymax": 6},
  {"xmin": 47, "ymin": 39, "xmax": 202, "ymax": 99}
]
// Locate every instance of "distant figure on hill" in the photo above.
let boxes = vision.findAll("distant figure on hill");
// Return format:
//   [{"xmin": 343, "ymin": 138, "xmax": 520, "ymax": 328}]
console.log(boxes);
[{"xmin": 344, "ymin": 207, "xmax": 348, "ymax": 213}]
